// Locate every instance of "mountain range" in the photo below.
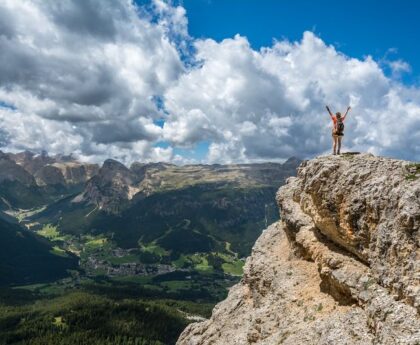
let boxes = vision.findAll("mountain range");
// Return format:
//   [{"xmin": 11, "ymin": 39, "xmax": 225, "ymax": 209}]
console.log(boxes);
[{"xmin": 0, "ymin": 150, "xmax": 301, "ymax": 286}]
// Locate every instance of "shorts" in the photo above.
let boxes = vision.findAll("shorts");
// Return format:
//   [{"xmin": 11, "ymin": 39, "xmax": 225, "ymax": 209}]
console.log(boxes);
[{"xmin": 332, "ymin": 132, "xmax": 344, "ymax": 137}]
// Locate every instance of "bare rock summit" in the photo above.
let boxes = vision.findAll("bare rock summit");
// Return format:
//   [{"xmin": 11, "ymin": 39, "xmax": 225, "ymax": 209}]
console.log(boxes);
[{"xmin": 177, "ymin": 154, "xmax": 419, "ymax": 345}]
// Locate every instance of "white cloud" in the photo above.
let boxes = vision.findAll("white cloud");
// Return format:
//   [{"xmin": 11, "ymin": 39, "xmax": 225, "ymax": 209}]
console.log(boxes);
[
  {"xmin": 0, "ymin": 1, "xmax": 419, "ymax": 164},
  {"xmin": 389, "ymin": 59, "xmax": 411, "ymax": 78},
  {"xmin": 163, "ymin": 32, "xmax": 420, "ymax": 162},
  {"xmin": 0, "ymin": 0, "xmax": 186, "ymax": 163}
]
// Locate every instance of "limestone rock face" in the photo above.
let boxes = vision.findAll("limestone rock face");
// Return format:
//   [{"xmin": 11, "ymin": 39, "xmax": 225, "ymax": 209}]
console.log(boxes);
[
  {"xmin": 8, "ymin": 150, "xmax": 55, "ymax": 175},
  {"xmin": 60, "ymin": 162, "xmax": 99, "ymax": 184},
  {"xmin": 280, "ymin": 154, "xmax": 419, "ymax": 311},
  {"xmin": 82, "ymin": 159, "xmax": 139, "ymax": 213},
  {"xmin": 0, "ymin": 153, "xmax": 35, "ymax": 186},
  {"xmin": 177, "ymin": 154, "xmax": 419, "ymax": 345},
  {"xmin": 34, "ymin": 165, "xmax": 67, "ymax": 186},
  {"xmin": 35, "ymin": 162, "xmax": 99, "ymax": 186},
  {"xmin": 6, "ymin": 150, "xmax": 99, "ymax": 187}
]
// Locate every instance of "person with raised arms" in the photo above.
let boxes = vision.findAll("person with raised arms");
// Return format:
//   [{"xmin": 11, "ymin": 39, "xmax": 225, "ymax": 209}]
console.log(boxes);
[{"xmin": 326, "ymin": 105, "xmax": 351, "ymax": 155}]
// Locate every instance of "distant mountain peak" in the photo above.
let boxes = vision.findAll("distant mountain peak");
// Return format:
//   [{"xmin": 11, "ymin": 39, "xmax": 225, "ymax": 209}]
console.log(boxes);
[
  {"xmin": 102, "ymin": 158, "xmax": 128, "ymax": 170},
  {"xmin": 283, "ymin": 156, "xmax": 302, "ymax": 165}
]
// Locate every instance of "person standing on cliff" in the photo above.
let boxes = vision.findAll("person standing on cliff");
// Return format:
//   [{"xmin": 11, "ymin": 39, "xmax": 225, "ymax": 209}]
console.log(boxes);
[{"xmin": 326, "ymin": 105, "xmax": 351, "ymax": 155}]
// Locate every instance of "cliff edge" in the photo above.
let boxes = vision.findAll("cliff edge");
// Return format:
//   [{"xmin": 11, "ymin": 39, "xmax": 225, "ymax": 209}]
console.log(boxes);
[{"xmin": 177, "ymin": 154, "xmax": 419, "ymax": 345}]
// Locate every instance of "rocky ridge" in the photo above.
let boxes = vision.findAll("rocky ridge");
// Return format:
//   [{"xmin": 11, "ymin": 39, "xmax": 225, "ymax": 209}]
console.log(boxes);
[
  {"xmin": 81, "ymin": 159, "xmax": 140, "ymax": 213},
  {"xmin": 2, "ymin": 150, "xmax": 300, "ymax": 214},
  {"xmin": 177, "ymin": 154, "xmax": 419, "ymax": 345},
  {"xmin": 0, "ymin": 152, "xmax": 35, "ymax": 186},
  {"xmin": 10, "ymin": 151, "xmax": 99, "ymax": 186},
  {"xmin": 80, "ymin": 158, "xmax": 300, "ymax": 214},
  {"xmin": 2, "ymin": 150, "xmax": 99, "ymax": 187},
  {"xmin": 34, "ymin": 161, "xmax": 99, "ymax": 187}
]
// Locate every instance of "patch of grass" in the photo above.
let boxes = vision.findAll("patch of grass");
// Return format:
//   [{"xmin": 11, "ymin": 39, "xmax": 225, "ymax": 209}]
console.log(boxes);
[
  {"xmin": 38, "ymin": 224, "xmax": 62, "ymax": 240},
  {"xmin": 191, "ymin": 254, "xmax": 213, "ymax": 272},
  {"xmin": 50, "ymin": 246, "xmax": 69, "ymax": 258},
  {"xmin": 405, "ymin": 163, "xmax": 420, "ymax": 181},
  {"xmin": 85, "ymin": 236, "xmax": 108, "ymax": 248},
  {"xmin": 141, "ymin": 242, "xmax": 169, "ymax": 257},
  {"xmin": 221, "ymin": 260, "xmax": 244, "ymax": 276},
  {"xmin": 173, "ymin": 254, "xmax": 192, "ymax": 269},
  {"xmin": 316, "ymin": 303, "xmax": 323, "ymax": 312},
  {"xmin": 52, "ymin": 315, "xmax": 67, "ymax": 329},
  {"xmin": 9, "ymin": 206, "xmax": 47, "ymax": 222},
  {"xmin": 406, "ymin": 163, "xmax": 420, "ymax": 171}
]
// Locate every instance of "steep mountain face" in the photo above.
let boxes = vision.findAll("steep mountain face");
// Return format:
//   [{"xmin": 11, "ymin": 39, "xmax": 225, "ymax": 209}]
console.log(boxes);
[
  {"xmin": 0, "ymin": 152, "xmax": 35, "ymax": 186},
  {"xmin": 34, "ymin": 162, "xmax": 99, "ymax": 187},
  {"xmin": 177, "ymin": 154, "xmax": 420, "ymax": 345},
  {"xmin": 7, "ymin": 150, "xmax": 99, "ymax": 188},
  {"xmin": 7, "ymin": 150, "xmax": 55, "ymax": 175},
  {"xmin": 0, "ymin": 152, "xmax": 45, "ymax": 209},
  {"xmin": 0, "ymin": 151, "xmax": 99, "ymax": 210},
  {"xmin": 82, "ymin": 159, "xmax": 139, "ymax": 213},
  {"xmin": 0, "ymin": 216, "xmax": 78, "ymax": 286}
]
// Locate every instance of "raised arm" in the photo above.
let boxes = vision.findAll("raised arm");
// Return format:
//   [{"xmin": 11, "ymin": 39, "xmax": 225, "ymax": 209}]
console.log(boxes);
[
  {"xmin": 326, "ymin": 105, "xmax": 334, "ymax": 118},
  {"xmin": 343, "ymin": 106, "xmax": 351, "ymax": 120}
]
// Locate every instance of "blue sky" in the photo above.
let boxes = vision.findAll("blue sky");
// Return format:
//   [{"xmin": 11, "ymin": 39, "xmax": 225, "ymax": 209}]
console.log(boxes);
[
  {"xmin": 177, "ymin": 0, "xmax": 420, "ymax": 83},
  {"xmin": 0, "ymin": 0, "xmax": 419, "ymax": 164},
  {"xmin": 154, "ymin": 0, "xmax": 420, "ymax": 161}
]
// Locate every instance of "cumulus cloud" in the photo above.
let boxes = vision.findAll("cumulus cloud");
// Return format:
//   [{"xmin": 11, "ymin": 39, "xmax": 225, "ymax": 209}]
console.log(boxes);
[
  {"xmin": 0, "ymin": 0, "xmax": 186, "ymax": 163},
  {"xmin": 0, "ymin": 0, "xmax": 419, "ymax": 163},
  {"xmin": 163, "ymin": 32, "xmax": 420, "ymax": 162}
]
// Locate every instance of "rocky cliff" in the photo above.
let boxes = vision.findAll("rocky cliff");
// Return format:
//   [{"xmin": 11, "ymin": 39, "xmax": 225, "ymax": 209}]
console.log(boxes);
[
  {"xmin": 0, "ymin": 152, "xmax": 36, "ymax": 186},
  {"xmin": 177, "ymin": 154, "xmax": 419, "ymax": 345},
  {"xmin": 82, "ymin": 159, "xmax": 139, "ymax": 213},
  {"xmin": 34, "ymin": 161, "xmax": 99, "ymax": 187},
  {"xmin": 2, "ymin": 150, "xmax": 99, "ymax": 188},
  {"xmin": 80, "ymin": 159, "xmax": 300, "ymax": 214}
]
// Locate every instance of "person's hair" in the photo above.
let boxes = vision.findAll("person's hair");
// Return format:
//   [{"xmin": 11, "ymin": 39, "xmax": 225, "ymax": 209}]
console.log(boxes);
[{"xmin": 336, "ymin": 112, "xmax": 341, "ymax": 117}]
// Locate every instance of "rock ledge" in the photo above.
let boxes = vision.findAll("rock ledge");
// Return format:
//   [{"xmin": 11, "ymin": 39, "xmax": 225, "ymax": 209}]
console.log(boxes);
[{"xmin": 177, "ymin": 154, "xmax": 419, "ymax": 345}]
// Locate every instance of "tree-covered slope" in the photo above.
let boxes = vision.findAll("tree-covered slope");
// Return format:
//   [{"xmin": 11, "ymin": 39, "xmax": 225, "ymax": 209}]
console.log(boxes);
[
  {"xmin": 0, "ymin": 217, "xmax": 78, "ymax": 286},
  {"xmin": 30, "ymin": 160, "xmax": 300, "ymax": 259},
  {"xmin": 31, "ymin": 183, "xmax": 279, "ymax": 257},
  {"xmin": 0, "ymin": 290, "xmax": 188, "ymax": 345}
]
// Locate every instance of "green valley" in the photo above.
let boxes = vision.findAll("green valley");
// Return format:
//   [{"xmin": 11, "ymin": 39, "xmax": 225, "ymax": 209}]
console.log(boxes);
[{"xmin": 0, "ymin": 151, "xmax": 300, "ymax": 344}]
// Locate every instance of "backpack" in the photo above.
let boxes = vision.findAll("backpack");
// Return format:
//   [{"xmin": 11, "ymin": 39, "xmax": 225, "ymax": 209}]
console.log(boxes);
[{"xmin": 335, "ymin": 119, "xmax": 344, "ymax": 135}]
